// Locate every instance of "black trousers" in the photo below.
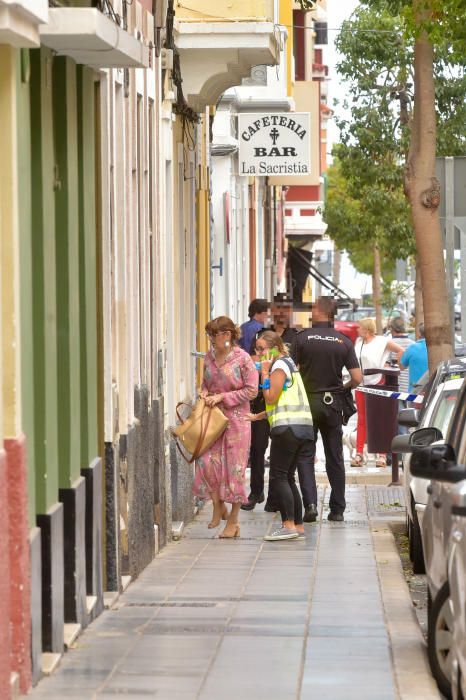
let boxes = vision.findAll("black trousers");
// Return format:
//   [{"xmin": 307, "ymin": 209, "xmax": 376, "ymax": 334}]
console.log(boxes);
[
  {"xmin": 249, "ymin": 417, "xmax": 270, "ymax": 498},
  {"xmin": 269, "ymin": 428, "xmax": 315, "ymax": 525},
  {"xmin": 297, "ymin": 452, "xmax": 318, "ymax": 508},
  {"xmin": 309, "ymin": 397, "xmax": 346, "ymax": 515}
]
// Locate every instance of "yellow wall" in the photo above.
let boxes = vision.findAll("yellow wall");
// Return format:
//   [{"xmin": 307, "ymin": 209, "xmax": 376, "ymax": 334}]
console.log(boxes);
[
  {"xmin": 197, "ymin": 112, "xmax": 210, "ymax": 356},
  {"xmin": 0, "ymin": 46, "xmax": 21, "ymax": 437},
  {"xmin": 175, "ymin": 0, "xmax": 274, "ymax": 21},
  {"xmin": 280, "ymin": 0, "xmax": 294, "ymax": 97}
]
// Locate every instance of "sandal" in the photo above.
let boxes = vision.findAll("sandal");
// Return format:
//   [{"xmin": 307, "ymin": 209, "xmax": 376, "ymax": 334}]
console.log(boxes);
[
  {"xmin": 375, "ymin": 454, "xmax": 387, "ymax": 468},
  {"xmin": 350, "ymin": 454, "xmax": 364, "ymax": 467}
]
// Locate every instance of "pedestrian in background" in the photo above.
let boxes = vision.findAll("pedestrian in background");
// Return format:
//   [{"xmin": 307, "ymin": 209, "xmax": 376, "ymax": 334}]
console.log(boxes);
[
  {"xmin": 388, "ymin": 317, "xmax": 413, "ymax": 392},
  {"xmin": 270, "ymin": 297, "xmax": 297, "ymax": 348},
  {"xmin": 238, "ymin": 298, "xmax": 269, "ymax": 354},
  {"xmin": 388, "ymin": 317, "xmax": 414, "ymax": 434},
  {"xmin": 239, "ymin": 298, "xmax": 270, "ymax": 513},
  {"xmin": 399, "ymin": 323, "xmax": 429, "ymax": 393},
  {"xmin": 354, "ymin": 318, "xmax": 404, "ymax": 467},
  {"xmin": 193, "ymin": 316, "xmax": 258, "ymax": 538},
  {"xmin": 248, "ymin": 331, "xmax": 315, "ymax": 541},
  {"xmin": 291, "ymin": 297, "xmax": 362, "ymax": 522}
]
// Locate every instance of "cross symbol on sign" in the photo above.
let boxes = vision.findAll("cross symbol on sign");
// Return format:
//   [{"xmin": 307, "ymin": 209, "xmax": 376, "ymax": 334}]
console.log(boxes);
[{"xmin": 269, "ymin": 128, "xmax": 280, "ymax": 145}]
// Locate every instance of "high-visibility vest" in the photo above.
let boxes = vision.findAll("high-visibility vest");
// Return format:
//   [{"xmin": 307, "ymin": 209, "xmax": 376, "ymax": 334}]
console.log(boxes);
[{"xmin": 265, "ymin": 358, "xmax": 313, "ymax": 433}]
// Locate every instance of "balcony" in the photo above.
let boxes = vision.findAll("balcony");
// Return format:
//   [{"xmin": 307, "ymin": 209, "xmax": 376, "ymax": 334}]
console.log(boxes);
[
  {"xmin": 39, "ymin": 0, "xmax": 150, "ymax": 68},
  {"xmin": 284, "ymin": 202, "xmax": 327, "ymax": 241},
  {"xmin": 174, "ymin": 0, "xmax": 280, "ymax": 112},
  {"xmin": 0, "ymin": 0, "xmax": 48, "ymax": 47},
  {"xmin": 312, "ymin": 62, "xmax": 328, "ymax": 80}
]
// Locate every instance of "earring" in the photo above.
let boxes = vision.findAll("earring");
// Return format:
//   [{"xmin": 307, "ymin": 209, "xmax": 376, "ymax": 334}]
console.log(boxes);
[{"xmin": 225, "ymin": 341, "xmax": 230, "ymax": 347}]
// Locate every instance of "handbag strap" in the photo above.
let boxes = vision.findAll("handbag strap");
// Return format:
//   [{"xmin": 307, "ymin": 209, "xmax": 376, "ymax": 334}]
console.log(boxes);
[
  {"xmin": 175, "ymin": 401, "xmax": 192, "ymax": 424},
  {"xmin": 174, "ymin": 400, "xmax": 214, "ymax": 464}
]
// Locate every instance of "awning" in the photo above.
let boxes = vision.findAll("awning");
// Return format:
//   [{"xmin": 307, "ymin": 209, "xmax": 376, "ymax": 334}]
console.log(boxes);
[{"xmin": 287, "ymin": 246, "xmax": 353, "ymax": 304}]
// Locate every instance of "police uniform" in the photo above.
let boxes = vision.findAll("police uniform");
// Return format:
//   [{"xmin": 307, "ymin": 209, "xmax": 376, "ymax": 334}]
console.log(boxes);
[{"xmin": 291, "ymin": 323, "xmax": 359, "ymax": 516}]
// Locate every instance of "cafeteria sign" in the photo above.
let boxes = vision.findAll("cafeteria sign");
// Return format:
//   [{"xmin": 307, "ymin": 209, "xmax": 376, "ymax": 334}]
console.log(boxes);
[{"xmin": 238, "ymin": 112, "xmax": 310, "ymax": 176}]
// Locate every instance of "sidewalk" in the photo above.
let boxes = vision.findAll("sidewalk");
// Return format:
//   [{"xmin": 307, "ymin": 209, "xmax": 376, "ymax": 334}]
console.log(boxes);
[{"xmin": 26, "ymin": 480, "xmax": 440, "ymax": 700}]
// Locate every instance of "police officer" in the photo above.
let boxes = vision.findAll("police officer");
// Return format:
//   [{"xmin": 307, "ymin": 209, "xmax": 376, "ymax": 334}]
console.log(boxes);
[{"xmin": 291, "ymin": 297, "xmax": 362, "ymax": 521}]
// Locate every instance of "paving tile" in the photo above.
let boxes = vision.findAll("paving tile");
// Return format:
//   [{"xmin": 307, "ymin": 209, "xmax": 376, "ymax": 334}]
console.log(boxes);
[
  {"xmin": 26, "ymin": 483, "xmax": 430, "ymax": 700},
  {"xmin": 200, "ymin": 636, "xmax": 302, "ymax": 699}
]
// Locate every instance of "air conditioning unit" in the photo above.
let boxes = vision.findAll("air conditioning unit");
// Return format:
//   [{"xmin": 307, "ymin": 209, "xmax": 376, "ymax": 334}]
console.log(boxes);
[{"xmin": 161, "ymin": 47, "xmax": 173, "ymax": 71}]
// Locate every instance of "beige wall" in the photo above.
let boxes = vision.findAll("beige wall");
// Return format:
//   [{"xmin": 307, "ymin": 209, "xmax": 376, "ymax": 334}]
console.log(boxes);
[
  {"xmin": 0, "ymin": 46, "xmax": 21, "ymax": 437},
  {"xmin": 175, "ymin": 0, "xmax": 274, "ymax": 21}
]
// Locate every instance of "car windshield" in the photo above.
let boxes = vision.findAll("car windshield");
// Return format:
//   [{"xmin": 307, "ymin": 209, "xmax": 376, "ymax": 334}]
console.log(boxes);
[
  {"xmin": 337, "ymin": 309, "xmax": 374, "ymax": 322},
  {"xmin": 430, "ymin": 388, "xmax": 461, "ymax": 436}
]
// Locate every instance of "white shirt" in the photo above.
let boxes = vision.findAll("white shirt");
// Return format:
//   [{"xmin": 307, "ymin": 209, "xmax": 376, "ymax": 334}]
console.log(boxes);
[
  {"xmin": 270, "ymin": 358, "xmax": 293, "ymax": 388},
  {"xmin": 355, "ymin": 335, "xmax": 390, "ymax": 386}
]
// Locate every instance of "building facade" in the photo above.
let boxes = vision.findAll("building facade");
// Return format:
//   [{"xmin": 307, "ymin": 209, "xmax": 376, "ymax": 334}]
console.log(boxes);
[{"xmin": 0, "ymin": 1, "xmax": 284, "ymax": 697}]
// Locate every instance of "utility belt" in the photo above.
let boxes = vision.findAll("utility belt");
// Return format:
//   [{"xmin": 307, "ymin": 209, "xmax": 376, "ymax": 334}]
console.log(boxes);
[
  {"xmin": 308, "ymin": 389, "xmax": 356, "ymax": 424},
  {"xmin": 308, "ymin": 390, "xmax": 339, "ymax": 406}
]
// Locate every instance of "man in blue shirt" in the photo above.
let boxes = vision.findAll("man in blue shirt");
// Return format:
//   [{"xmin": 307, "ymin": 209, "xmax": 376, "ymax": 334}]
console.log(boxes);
[
  {"xmin": 239, "ymin": 298, "xmax": 269, "ymax": 354},
  {"xmin": 399, "ymin": 323, "xmax": 429, "ymax": 392}
]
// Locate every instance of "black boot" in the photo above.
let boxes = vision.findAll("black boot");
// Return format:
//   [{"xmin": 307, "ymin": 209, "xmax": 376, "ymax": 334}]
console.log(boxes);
[
  {"xmin": 303, "ymin": 504, "xmax": 318, "ymax": 523},
  {"xmin": 241, "ymin": 492, "xmax": 265, "ymax": 511}
]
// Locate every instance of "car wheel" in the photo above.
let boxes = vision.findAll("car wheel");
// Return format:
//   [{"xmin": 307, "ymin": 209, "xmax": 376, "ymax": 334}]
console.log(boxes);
[
  {"xmin": 410, "ymin": 499, "xmax": 426, "ymax": 574},
  {"xmin": 452, "ymin": 661, "xmax": 465, "ymax": 700},
  {"xmin": 458, "ymin": 663, "xmax": 465, "ymax": 700},
  {"xmin": 428, "ymin": 582, "xmax": 454, "ymax": 699}
]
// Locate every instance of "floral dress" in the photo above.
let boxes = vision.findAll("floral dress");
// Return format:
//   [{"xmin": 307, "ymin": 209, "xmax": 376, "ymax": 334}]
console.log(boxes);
[{"xmin": 192, "ymin": 346, "xmax": 258, "ymax": 504}]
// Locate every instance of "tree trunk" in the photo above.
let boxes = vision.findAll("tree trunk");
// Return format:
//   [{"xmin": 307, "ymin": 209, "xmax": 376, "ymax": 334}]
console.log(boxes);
[
  {"xmin": 373, "ymin": 244, "xmax": 383, "ymax": 334},
  {"xmin": 414, "ymin": 257, "xmax": 424, "ymax": 337},
  {"xmin": 404, "ymin": 0, "xmax": 453, "ymax": 371}
]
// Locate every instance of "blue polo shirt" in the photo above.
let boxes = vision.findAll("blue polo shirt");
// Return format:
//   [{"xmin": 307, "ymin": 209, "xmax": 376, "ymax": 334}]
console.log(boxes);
[
  {"xmin": 239, "ymin": 319, "xmax": 263, "ymax": 355},
  {"xmin": 401, "ymin": 338, "xmax": 428, "ymax": 392}
]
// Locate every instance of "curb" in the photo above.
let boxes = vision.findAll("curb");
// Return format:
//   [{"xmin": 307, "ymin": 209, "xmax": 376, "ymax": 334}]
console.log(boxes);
[{"xmin": 370, "ymin": 518, "xmax": 441, "ymax": 700}]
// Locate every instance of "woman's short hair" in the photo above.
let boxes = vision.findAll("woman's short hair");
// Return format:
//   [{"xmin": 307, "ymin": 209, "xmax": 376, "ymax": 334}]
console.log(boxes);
[
  {"xmin": 205, "ymin": 316, "xmax": 240, "ymax": 343},
  {"xmin": 258, "ymin": 330, "xmax": 289, "ymax": 356},
  {"xmin": 359, "ymin": 317, "xmax": 376, "ymax": 334}
]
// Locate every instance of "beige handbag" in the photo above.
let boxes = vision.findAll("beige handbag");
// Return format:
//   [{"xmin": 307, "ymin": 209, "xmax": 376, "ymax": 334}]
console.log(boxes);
[{"xmin": 172, "ymin": 397, "xmax": 229, "ymax": 463}]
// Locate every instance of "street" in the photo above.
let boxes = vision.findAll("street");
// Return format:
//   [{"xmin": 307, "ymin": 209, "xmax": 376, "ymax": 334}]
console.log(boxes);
[{"xmin": 26, "ymin": 473, "xmax": 439, "ymax": 700}]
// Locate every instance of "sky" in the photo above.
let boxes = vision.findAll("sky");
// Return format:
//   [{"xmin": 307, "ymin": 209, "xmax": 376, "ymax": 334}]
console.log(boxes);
[
  {"xmin": 325, "ymin": 0, "xmax": 373, "ymax": 300},
  {"xmin": 326, "ymin": 0, "xmax": 359, "ymax": 153}
]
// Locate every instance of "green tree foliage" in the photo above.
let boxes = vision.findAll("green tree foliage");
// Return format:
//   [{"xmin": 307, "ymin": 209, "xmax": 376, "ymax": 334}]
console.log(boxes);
[
  {"xmin": 324, "ymin": 0, "xmax": 465, "ymax": 296},
  {"xmin": 337, "ymin": 0, "xmax": 466, "ymax": 157},
  {"xmin": 325, "ymin": 151, "xmax": 413, "ymax": 278}
]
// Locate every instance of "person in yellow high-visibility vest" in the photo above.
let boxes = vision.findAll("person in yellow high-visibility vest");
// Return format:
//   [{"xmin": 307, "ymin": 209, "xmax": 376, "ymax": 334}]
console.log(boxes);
[{"xmin": 247, "ymin": 331, "xmax": 315, "ymax": 541}]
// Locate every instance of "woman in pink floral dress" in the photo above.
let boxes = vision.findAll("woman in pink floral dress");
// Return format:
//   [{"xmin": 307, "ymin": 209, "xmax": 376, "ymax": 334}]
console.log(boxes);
[{"xmin": 193, "ymin": 316, "xmax": 258, "ymax": 538}]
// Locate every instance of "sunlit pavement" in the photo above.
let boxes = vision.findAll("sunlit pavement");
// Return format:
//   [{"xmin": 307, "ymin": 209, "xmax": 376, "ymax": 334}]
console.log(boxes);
[{"xmin": 26, "ymin": 465, "xmax": 440, "ymax": 699}]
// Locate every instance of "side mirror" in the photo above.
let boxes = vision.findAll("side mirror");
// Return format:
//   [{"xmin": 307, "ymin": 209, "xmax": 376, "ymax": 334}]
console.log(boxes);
[
  {"xmin": 391, "ymin": 434, "xmax": 412, "ymax": 453},
  {"xmin": 398, "ymin": 408, "xmax": 420, "ymax": 428},
  {"xmin": 410, "ymin": 427, "xmax": 443, "ymax": 447},
  {"xmin": 410, "ymin": 443, "xmax": 466, "ymax": 483},
  {"xmin": 391, "ymin": 426, "xmax": 443, "ymax": 454}
]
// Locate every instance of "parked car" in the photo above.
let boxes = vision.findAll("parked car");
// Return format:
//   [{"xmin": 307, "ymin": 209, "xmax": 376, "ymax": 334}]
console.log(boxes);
[
  {"xmin": 392, "ymin": 358, "xmax": 466, "ymax": 573},
  {"xmin": 408, "ymin": 380, "xmax": 466, "ymax": 699},
  {"xmin": 335, "ymin": 306, "xmax": 409, "ymax": 343},
  {"xmin": 393, "ymin": 376, "xmax": 464, "ymax": 574}
]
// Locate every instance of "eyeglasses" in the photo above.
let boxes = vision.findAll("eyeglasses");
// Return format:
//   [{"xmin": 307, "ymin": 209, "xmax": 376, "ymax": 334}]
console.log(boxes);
[{"xmin": 206, "ymin": 331, "xmax": 228, "ymax": 338}]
